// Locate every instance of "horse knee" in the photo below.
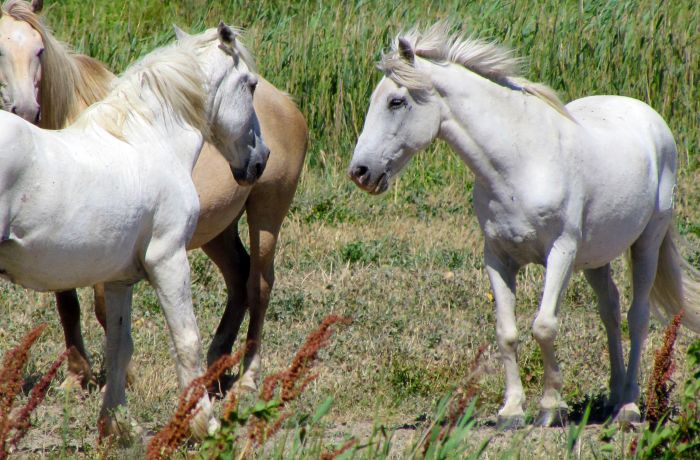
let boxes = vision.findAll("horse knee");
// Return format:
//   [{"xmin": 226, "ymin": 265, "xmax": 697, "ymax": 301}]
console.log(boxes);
[
  {"xmin": 532, "ymin": 316, "xmax": 558, "ymax": 344},
  {"xmin": 496, "ymin": 325, "xmax": 519, "ymax": 350}
]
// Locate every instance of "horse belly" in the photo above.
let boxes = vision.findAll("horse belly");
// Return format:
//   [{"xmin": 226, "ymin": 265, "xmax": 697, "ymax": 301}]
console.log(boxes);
[
  {"xmin": 574, "ymin": 201, "xmax": 655, "ymax": 270},
  {"xmin": 0, "ymin": 233, "xmax": 143, "ymax": 291}
]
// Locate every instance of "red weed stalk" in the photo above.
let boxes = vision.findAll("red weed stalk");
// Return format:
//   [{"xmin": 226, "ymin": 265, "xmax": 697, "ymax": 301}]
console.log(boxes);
[
  {"xmin": 9, "ymin": 348, "xmax": 70, "ymax": 447},
  {"xmin": 146, "ymin": 347, "xmax": 246, "ymax": 460},
  {"xmin": 645, "ymin": 310, "xmax": 684, "ymax": 428},
  {"xmin": 249, "ymin": 315, "xmax": 352, "ymax": 445},
  {"xmin": 0, "ymin": 324, "xmax": 68, "ymax": 460}
]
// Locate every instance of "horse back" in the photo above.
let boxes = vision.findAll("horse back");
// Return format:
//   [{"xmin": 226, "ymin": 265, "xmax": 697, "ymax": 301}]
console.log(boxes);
[{"xmin": 567, "ymin": 95, "xmax": 676, "ymax": 168}]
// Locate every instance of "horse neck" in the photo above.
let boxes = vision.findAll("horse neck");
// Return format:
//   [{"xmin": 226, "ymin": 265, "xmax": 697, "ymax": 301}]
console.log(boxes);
[
  {"xmin": 433, "ymin": 63, "xmax": 570, "ymax": 188},
  {"xmin": 39, "ymin": 34, "xmax": 114, "ymax": 129}
]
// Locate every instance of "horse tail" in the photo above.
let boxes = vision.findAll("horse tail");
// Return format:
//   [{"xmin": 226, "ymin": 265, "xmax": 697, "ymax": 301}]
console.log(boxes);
[{"xmin": 650, "ymin": 226, "xmax": 700, "ymax": 333}]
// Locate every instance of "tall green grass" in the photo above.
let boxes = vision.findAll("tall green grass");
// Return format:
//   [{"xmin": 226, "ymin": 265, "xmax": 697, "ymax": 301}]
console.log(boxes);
[{"xmin": 46, "ymin": 0, "xmax": 698, "ymax": 176}]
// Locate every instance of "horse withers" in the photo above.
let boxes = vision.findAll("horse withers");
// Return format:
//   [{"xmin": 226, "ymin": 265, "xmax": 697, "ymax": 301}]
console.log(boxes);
[{"xmin": 349, "ymin": 23, "xmax": 700, "ymax": 427}]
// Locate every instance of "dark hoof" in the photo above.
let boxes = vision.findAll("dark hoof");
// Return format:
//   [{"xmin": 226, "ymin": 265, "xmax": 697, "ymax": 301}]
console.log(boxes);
[
  {"xmin": 534, "ymin": 408, "xmax": 568, "ymax": 427},
  {"xmin": 207, "ymin": 373, "xmax": 236, "ymax": 399},
  {"xmin": 496, "ymin": 414, "xmax": 526, "ymax": 431}
]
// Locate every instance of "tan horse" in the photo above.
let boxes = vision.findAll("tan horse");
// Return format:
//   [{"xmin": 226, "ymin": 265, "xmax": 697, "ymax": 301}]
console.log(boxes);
[{"xmin": 0, "ymin": 0, "xmax": 307, "ymax": 390}]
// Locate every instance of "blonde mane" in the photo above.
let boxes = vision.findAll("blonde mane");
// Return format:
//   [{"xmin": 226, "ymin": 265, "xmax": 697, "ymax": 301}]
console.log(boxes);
[
  {"xmin": 380, "ymin": 22, "xmax": 573, "ymax": 120},
  {"xmin": 1, "ymin": 0, "xmax": 114, "ymax": 129},
  {"xmin": 76, "ymin": 41, "xmax": 208, "ymax": 141}
]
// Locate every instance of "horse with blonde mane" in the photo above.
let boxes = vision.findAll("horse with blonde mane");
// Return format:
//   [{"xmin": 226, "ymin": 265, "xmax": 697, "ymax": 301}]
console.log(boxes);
[
  {"xmin": 0, "ymin": 23, "xmax": 268, "ymax": 440},
  {"xmin": 0, "ymin": 0, "xmax": 307, "ymax": 392},
  {"xmin": 349, "ymin": 23, "xmax": 700, "ymax": 427}
]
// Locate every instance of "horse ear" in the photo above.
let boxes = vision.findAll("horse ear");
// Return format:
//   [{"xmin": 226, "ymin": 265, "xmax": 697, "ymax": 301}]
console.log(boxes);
[
  {"xmin": 172, "ymin": 24, "xmax": 190, "ymax": 41},
  {"xmin": 217, "ymin": 21, "xmax": 237, "ymax": 46},
  {"xmin": 31, "ymin": 0, "xmax": 44, "ymax": 13},
  {"xmin": 398, "ymin": 37, "xmax": 415, "ymax": 63}
]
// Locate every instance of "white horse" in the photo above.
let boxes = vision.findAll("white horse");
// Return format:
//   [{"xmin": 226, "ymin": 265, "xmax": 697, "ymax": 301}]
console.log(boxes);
[
  {"xmin": 0, "ymin": 23, "xmax": 268, "ymax": 439},
  {"xmin": 349, "ymin": 23, "xmax": 700, "ymax": 427}
]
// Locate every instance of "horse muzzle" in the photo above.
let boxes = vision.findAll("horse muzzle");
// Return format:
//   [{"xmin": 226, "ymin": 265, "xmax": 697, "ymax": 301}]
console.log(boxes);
[
  {"xmin": 348, "ymin": 164, "xmax": 390, "ymax": 195},
  {"xmin": 231, "ymin": 133, "xmax": 270, "ymax": 186}
]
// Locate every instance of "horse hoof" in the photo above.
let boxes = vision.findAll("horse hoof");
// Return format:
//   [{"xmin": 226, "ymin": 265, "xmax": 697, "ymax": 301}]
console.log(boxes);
[
  {"xmin": 237, "ymin": 373, "xmax": 258, "ymax": 392},
  {"xmin": 614, "ymin": 403, "xmax": 641, "ymax": 424},
  {"xmin": 98, "ymin": 414, "xmax": 143, "ymax": 447},
  {"xmin": 496, "ymin": 414, "xmax": 526, "ymax": 430},
  {"xmin": 534, "ymin": 408, "xmax": 568, "ymax": 427},
  {"xmin": 208, "ymin": 374, "xmax": 236, "ymax": 398},
  {"xmin": 189, "ymin": 408, "xmax": 219, "ymax": 440},
  {"xmin": 60, "ymin": 373, "xmax": 83, "ymax": 392}
]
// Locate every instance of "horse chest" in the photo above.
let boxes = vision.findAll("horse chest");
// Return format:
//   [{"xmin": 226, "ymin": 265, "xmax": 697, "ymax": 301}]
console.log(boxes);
[{"xmin": 474, "ymin": 187, "xmax": 568, "ymax": 265}]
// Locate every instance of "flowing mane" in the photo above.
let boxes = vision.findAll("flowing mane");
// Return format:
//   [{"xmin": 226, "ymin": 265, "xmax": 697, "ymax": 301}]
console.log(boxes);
[
  {"xmin": 75, "ymin": 42, "xmax": 208, "ymax": 141},
  {"xmin": 1, "ymin": 0, "xmax": 114, "ymax": 129},
  {"xmin": 380, "ymin": 22, "xmax": 573, "ymax": 119}
]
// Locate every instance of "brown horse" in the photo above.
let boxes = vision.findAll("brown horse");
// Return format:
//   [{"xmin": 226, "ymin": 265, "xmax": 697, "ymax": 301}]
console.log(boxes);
[{"xmin": 0, "ymin": 0, "xmax": 307, "ymax": 390}]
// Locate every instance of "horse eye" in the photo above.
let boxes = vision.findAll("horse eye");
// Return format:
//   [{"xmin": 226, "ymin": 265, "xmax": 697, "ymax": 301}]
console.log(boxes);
[
  {"xmin": 36, "ymin": 48, "xmax": 44, "ymax": 58},
  {"xmin": 388, "ymin": 97, "xmax": 405, "ymax": 109}
]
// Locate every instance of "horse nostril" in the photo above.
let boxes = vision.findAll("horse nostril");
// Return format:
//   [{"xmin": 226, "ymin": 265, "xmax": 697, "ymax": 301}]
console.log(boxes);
[
  {"xmin": 254, "ymin": 161, "xmax": 263, "ymax": 178},
  {"xmin": 352, "ymin": 165, "xmax": 369, "ymax": 179}
]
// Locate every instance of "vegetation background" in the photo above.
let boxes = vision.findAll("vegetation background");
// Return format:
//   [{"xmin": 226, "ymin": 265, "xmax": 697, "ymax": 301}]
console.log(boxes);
[{"xmin": 0, "ymin": 0, "xmax": 698, "ymax": 457}]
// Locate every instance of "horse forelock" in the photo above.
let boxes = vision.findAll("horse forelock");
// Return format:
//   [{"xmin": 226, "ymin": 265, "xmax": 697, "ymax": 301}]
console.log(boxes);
[
  {"xmin": 1, "ymin": 0, "xmax": 113, "ymax": 128},
  {"xmin": 379, "ymin": 22, "xmax": 573, "ymax": 119},
  {"xmin": 81, "ymin": 42, "xmax": 208, "ymax": 141},
  {"xmin": 183, "ymin": 26, "xmax": 256, "ymax": 73}
]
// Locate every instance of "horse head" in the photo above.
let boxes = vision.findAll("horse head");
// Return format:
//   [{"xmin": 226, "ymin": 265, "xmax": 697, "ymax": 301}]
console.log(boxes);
[
  {"xmin": 176, "ymin": 23, "xmax": 269, "ymax": 186},
  {"xmin": 0, "ymin": 0, "xmax": 44, "ymax": 124}
]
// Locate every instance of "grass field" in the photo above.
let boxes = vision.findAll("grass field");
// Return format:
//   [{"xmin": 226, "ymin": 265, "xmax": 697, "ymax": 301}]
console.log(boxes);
[{"xmin": 1, "ymin": 0, "xmax": 699, "ymax": 458}]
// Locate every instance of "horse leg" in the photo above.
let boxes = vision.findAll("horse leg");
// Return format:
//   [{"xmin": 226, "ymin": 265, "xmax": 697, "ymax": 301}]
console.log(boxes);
[
  {"xmin": 98, "ymin": 282, "xmax": 135, "ymax": 444},
  {"xmin": 485, "ymin": 245, "xmax": 525, "ymax": 429},
  {"xmin": 56, "ymin": 289, "xmax": 95, "ymax": 389},
  {"xmin": 239, "ymin": 182, "xmax": 294, "ymax": 391},
  {"xmin": 584, "ymin": 265, "xmax": 625, "ymax": 414},
  {"xmin": 144, "ymin": 246, "xmax": 218, "ymax": 438},
  {"xmin": 533, "ymin": 236, "xmax": 577, "ymax": 427},
  {"xmin": 202, "ymin": 219, "xmax": 250, "ymax": 388},
  {"xmin": 93, "ymin": 282, "xmax": 136, "ymax": 388},
  {"xmin": 616, "ymin": 224, "xmax": 668, "ymax": 423}
]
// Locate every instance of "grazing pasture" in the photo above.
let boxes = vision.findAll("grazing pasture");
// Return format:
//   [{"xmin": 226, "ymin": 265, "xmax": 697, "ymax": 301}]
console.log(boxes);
[{"xmin": 1, "ymin": 0, "xmax": 699, "ymax": 457}]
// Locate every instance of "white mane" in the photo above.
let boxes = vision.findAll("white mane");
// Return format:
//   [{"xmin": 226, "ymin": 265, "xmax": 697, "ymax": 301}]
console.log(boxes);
[
  {"xmin": 76, "ymin": 41, "xmax": 208, "ymax": 140},
  {"xmin": 380, "ymin": 22, "xmax": 572, "ymax": 119}
]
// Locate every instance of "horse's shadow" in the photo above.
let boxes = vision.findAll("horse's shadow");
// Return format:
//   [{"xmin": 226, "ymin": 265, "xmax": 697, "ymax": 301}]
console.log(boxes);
[
  {"xmin": 479, "ymin": 392, "xmax": 615, "ymax": 429},
  {"xmin": 568, "ymin": 393, "xmax": 615, "ymax": 425}
]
